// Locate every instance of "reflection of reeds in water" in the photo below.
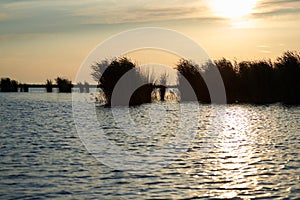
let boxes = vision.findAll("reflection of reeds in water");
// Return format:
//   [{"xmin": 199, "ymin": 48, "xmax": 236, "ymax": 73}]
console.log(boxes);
[
  {"xmin": 95, "ymin": 88, "xmax": 180, "ymax": 106},
  {"xmin": 151, "ymin": 88, "xmax": 179, "ymax": 102},
  {"xmin": 94, "ymin": 90, "xmax": 107, "ymax": 106}
]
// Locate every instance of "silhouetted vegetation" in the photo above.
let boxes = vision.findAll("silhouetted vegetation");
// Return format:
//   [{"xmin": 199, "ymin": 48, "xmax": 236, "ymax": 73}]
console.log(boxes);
[
  {"xmin": 76, "ymin": 82, "xmax": 90, "ymax": 93},
  {"xmin": 84, "ymin": 82, "xmax": 90, "ymax": 93},
  {"xmin": 235, "ymin": 60, "xmax": 276, "ymax": 103},
  {"xmin": 159, "ymin": 73, "xmax": 168, "ymax": 101},
  {"xmin": 214, "ymin": 58, "xmax": 238, "ymax": 103},
  {"xmin": 91, "ymin": 57, "xmax": 155, "ymax": 106},
  {"xmin": 176, "ymin": 59, "xmax": 210, "ymax": 103},
  {"xmin": 0, "ymin": 78, "xmax": 18, "ymax": 92},
  {"xmin": 19, "ymin": 84, "xmax": 28, "ymax": 92},
  {"xmin": 0, "ymin": 77, "xmax": 92, "ymax": 93},
  {"xmin": 91, "ymin": 58, "xmax": 133, "ymax": 105},
  {"xmin": 274, "ymin": 51, "xmax": 300, "ymax": 104},
  {"xmin": 1, "ymin": 51, "xmax": 299, "ymax": 105},
  {"xmin": 130, "ymin": 83, "xmax": 154, "ymax": 105},
  {"xmin": 55, "ymin": 77, "xmax": 73, "ymax": 93},
  {"xmin": 46, "ymin": 79, "xmax": 53, "ymax": 93},
  {"xmin": 177, "ymin": 51, "xmax": 300, "ymax": 104},
  {"xmin": 76, "ymin": 82, "xmax": 84, "ymax": 93}
]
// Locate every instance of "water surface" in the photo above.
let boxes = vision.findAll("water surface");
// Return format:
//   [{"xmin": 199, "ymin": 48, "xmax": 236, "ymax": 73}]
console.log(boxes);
[{"xmin": 0, "ymin": 93, "xmax": 299, "ymax": 199}]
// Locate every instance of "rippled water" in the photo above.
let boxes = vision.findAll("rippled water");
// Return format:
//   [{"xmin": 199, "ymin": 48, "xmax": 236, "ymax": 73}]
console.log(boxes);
[{"xmin": 0, "ymin": 93, "xmax": 299, "ymax": 199}]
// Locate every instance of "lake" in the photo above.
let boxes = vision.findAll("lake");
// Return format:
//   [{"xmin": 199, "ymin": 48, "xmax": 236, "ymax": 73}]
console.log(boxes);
[{"xmin": 0, "ymin": 93, "xmax": 299, "ymax": 199}]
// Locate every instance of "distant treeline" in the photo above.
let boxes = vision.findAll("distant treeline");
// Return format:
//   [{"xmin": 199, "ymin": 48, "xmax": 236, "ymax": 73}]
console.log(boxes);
[
  {"xmin": 177, "ymin": 51, "xmax": 300, "ymax": 104},
  {"xmin": 0, "ymin": 77, "xmax": 74, "ymax": 93}
]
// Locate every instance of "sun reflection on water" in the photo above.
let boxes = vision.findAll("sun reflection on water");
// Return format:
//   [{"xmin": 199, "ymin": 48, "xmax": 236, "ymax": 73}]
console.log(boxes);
[
  {"xmin": 213, "ymin": 106, "xmax": 259, "ymax": 197},
  {"xmin": 178, "ymin": 105, "xmax": 275, "ymax": 198}
]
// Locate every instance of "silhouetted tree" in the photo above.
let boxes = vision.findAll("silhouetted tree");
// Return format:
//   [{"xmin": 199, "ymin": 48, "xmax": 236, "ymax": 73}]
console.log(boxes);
[{"xmin": 55, "ymin": 77, "xmax": 73, "ymax": 93}]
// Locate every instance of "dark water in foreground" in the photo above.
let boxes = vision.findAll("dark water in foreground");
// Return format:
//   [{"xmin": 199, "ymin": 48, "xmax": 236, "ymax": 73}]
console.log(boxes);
[{"xmin": 0, "ymin": 93, "xmax": 299, "ymax": 199}]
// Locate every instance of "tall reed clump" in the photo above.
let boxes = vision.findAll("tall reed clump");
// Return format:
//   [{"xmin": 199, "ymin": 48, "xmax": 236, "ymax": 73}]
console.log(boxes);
[
  {"xmin": 91, "ymin": 57, "xmax": 155, "ymax": 106},
  {"xmin": 176, "ymin": 51, "xmax": 300, "ymax": 104},
  {"xmin": 176, "ymin": 59, "xmax": 210, "ymax": 103}
]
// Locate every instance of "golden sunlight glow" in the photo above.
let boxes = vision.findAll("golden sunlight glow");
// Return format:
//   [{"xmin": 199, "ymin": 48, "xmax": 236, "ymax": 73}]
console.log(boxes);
[
  {"xmin": 209, "ymin": 0, "xmax": 258, "ymax": 19},
  {"xmin": 214, "ymin": 107, "xmax": 259, "ymax": 197}
]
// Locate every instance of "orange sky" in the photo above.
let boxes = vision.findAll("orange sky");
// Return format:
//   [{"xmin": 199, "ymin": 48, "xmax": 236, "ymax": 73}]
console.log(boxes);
[{"xmin": 0, "ymin": 0, "xmax": 299, "ymax": 83}]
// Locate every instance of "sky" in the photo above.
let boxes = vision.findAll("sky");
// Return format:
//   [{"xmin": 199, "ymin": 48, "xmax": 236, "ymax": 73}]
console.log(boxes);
[{"xmin": 0, "ymin": 0, "xmax": 299, "ymax": 83}]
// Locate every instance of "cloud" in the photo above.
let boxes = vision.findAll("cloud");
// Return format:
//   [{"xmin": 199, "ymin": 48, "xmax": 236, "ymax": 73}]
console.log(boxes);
[
  {"xmin": 0, "ymin": 1, "xmax": 84, "ymax": 35},
  {"xmin": 0, "ymin": 0, "xmax": 299, "ymax": 37},
  {"xmin": 257, "ymin": 45, "xmax": 270, "ymax": 48},
  {"xmin": 70, "ymin": 0, "xmax": 210, "ymax": 25},
  {"xmin": 253, "ymin": 0, "xmax": 300, "ymax": 18},
  {"xmin": 1, "ymin": 0, "xmax": 207, "ymax": 23},
  {"xmin": 0, "ymin": 0, "xmax": 212, "ymax": 35},
  {"xmin": 259, "ymin": 0, "xmax": 300, "ymax": 6},
  {"xmin": 0, "ymin": 33, "xmax": 49, "ymax": 42},
  {"xmin": 257, "ymin": 45, "xmax": 271, "ymax": 54},
  {"xmin": 0, "ymin": 12, "xmax": 10, "ymax": 21},
  {"xmin": 259, "ymin": 50, "xmax": 271, "ymax": 54}
]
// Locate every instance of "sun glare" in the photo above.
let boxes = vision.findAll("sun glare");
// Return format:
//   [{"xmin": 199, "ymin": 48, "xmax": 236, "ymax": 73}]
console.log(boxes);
[{"xmin": 209, "ymin": 0, "xmax": 258, "ymax": 19}]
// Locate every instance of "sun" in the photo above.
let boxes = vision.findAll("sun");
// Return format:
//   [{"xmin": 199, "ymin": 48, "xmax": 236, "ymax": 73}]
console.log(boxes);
[{"xmin": 209, "ymin": 0, "xmax": 258, "ymax": 19}]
